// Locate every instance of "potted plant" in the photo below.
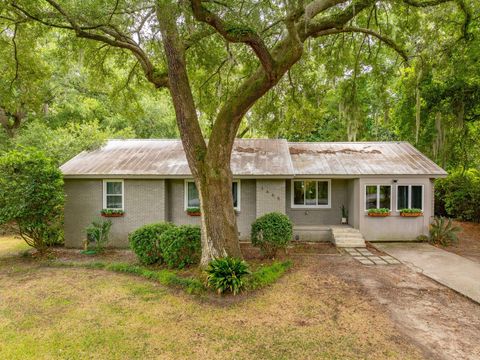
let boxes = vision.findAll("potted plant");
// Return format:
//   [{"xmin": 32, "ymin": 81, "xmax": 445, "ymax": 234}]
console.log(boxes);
[
  {"xmin": 368, "ymin": 208, "xmax": 391, "ymax": 217},
  {"xmin": 400, "ymin": 208, "xmax": 423, "ymax": 217},
  {"xmin": 101, "ymin": 209, "xmax": 125, "ymax": 217},
  {"xmin": 186, "ymin": 207, "xmax": 201, "ymax": 216},
  {"xmin": 341, "ymin": 205, "xmax": 348, "ymax": 224}
]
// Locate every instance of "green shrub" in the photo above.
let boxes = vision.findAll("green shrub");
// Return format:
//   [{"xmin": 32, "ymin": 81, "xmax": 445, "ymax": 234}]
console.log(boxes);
[
  {"xmin": 251, "ymin": 212, "xmax": 293, "ymax": 258},
  {"xmin": 0, "ymin": 148, "xmax": 64, "ymax": 252},
  {"xmin": 435, "ymin": 169, "xmax": 480, "ymax": 222},
  {"xmin": 206, "ymin": 257, "xmax": 250, "ymax": 295},
  {"xmin": 129, "ymin": 222, "xmax": 175, "ymax": 264},
  {"xmin": 416, "ymin": 234, "xmax": 429, "ymax": 242},
  {"xmin": 429, "ymin": 217, "xmax": 461, "ymax": 246},
  {"xmin": 159, "ymin": 225, "xmax": 201, "ymax": 269},
  {"xmin": 86, "ymin": 219, "xmax": 112, "ymax": 252}
]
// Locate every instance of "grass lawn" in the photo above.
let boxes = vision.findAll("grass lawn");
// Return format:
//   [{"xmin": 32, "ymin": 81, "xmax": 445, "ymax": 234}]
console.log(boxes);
[{"xmin": 0, "ymin": 236, "xmax": 424, "ymax": 359}]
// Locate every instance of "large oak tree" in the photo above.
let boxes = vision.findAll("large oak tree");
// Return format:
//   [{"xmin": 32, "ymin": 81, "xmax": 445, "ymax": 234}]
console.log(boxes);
[{"xmin": 5, "ymin": 0, "xmax": 472, "ymax": 264}]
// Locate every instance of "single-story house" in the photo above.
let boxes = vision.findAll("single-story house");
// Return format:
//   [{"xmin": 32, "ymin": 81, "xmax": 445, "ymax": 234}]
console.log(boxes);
[{"xmin": 60, "ymin": 139, "xmax": 447, "ymax": 248}]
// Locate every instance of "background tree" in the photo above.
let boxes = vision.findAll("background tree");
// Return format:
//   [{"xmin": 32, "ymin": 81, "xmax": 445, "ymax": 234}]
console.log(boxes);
[{"xmin": 3, "ymin": 0, "xmax": 476, "ymax": 264}]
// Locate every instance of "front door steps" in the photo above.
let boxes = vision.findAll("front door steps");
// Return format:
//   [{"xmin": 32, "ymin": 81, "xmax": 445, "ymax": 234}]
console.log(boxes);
[{"xmin": 331, "ymin": 226, "xmax": 366, "ymax": 248}]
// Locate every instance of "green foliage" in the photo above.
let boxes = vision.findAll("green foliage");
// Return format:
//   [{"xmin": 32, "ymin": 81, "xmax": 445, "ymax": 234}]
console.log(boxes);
[
  {"xmin": 13, "ymin": 121, "xmax": 134, "ymax": 165},
  {"xmin": 246, "ymin": 261, "xmax": 292, "ymax": 290},
  {"xmin": 429, "ymin": 217, "xmax": 461, "ymax": 246},
  {"xmin": 251, "ymin": 212, "xmax": 293, "ymax": 258},
  {"xmin": 367, "ymin": 208, "xmax": 391, "ymax": 214},
  {"xmin": 128, "ymin": 222, "xmax": 175, "ymax": 265},
  {"xmin": 86, "ymin": 219, "xmax": 112, "ymax": 252},
  {"xmin": 205, "ymin": 257, "xmax": 250, "ymax": 295},
  {"xmin": 101, "ymin": 209, "xmax": 125, "ymax": 216},
  {"xmin": 435, "ymin": 169, "xmax": 480, "ymax": 222},
  {"xmin": 400, "ymin": 208, "xmax": 423, "ymax": 214},
  {"xmin": 416, "ymin": 234, "xmax": 429, "ymax": 242},
  {"xmin": 341, "ymin": 205, "xmax": 348, "ymax": 218},
  {"xmin": 0, "ymin": 149, "xmax": 64, "ymax": 251},
  {"xmin": 159, "ymin": 225, "xmax": 201, "ymax": 269},
  {"xmin": 186, "ymin": 207, "xmax": 201, "ymax": 213}
]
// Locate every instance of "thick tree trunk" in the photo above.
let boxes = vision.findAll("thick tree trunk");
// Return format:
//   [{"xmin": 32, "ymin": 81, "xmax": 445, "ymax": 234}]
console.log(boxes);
[{"xmin": 196, "ymin": 165, "xmax": 242, "ymax": 265}]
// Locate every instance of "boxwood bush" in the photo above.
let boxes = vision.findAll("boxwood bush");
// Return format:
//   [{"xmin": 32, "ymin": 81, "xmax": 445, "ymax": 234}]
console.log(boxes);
[
  {"xmin": 251, "ymin": 212, "xmax": 292, "ymax": 258},
  {"xmin": 159, "ymin": 225, "xmax": 201, "ymax": 269},
  {"xmin": 129, "ymin": 222, "xmax": 175, "ymax": 264}
]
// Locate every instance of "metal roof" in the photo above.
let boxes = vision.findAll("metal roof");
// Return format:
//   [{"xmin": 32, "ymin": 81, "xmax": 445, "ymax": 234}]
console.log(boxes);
[
  {"xmin": 60, "ymin": 139, "xmax": 447, "ymax": 178},
  {"xmin": 288, "ymin": 142, "xmax": 447, "ymax": 176},
  {"xmin": 60, "ymin": 139, "xmax": 294, "ymax": 177}
]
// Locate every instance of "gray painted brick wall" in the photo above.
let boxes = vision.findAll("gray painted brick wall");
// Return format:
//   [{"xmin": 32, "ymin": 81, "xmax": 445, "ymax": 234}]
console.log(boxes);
[
  {"xmin": 256, "ymin": 179, "xmax": 286, "ymax": 217},
  {"xmin": 64, "ymin": 179, "xmax": 166, "ymax": 248}
]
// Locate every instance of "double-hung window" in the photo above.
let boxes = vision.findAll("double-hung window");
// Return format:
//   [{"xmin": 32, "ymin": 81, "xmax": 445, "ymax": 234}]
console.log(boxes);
[
  {"xmin": 292, "ymin": 180, "xmax": 330, "ymax": 208},
  {"xmin": 103, "ymin": 180, "xmax": 124, "ymax": 210},
  {"xmin": 185, "ymin": 180, "xmax": 240, "ymax": 211},
  {"xmin": 365, "ymin": 185, "xmax": 391, "ymax": 210},
  {"xmin": 397, "ymin": 185, "xmax": 423, "ymax": 211}
]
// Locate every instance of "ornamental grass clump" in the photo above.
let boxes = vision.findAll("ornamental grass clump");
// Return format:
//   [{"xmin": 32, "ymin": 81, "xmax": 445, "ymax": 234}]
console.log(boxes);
[
  {"xmin": 251, "ymin": 212, "xmax": 293, "ymax": 258},
  {"xmin": 205, "ymin": 257, "xmax": 250, "ymax": 295}
]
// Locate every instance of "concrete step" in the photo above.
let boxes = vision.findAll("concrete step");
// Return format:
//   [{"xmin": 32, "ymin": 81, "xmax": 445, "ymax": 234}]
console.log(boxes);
[{"xmin": 331, "ymin": 228, "xmax": 366, "ymax": 248}]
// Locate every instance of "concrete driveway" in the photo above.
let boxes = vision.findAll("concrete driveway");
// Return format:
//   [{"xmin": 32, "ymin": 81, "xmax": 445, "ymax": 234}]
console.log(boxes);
[{"xmin": 376, "ymin": 242, "xmax": 480, "ymax": 304}]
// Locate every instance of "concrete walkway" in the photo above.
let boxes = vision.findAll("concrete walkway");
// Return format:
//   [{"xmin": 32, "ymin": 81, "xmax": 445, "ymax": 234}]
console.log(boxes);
[{"xmin": 376, "ymin": 243, "xmax": 480, "ymax": 303}]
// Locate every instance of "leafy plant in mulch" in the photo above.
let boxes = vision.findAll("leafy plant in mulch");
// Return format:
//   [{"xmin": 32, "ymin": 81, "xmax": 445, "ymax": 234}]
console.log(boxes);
[
  {"xmin": 85, "ymin": 219, "xmax": 112, "ymax": 253},
  {"xmin": 429, "ymin": 217, "xmax": 461, "ymax": 246},
  {"xmin": 159, "ymin": 225, "xmax": 201, "ymax": 269},
  {"xmin": 205, "ymin": 257, "xmax": 250, "ymax": 295}
]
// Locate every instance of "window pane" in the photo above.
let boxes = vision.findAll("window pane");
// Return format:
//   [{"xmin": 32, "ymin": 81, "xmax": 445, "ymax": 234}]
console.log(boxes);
[
  {"xmin": 293, "ymin": 181, "xmax": 304, "ymax": 205},
  {"xmin": 232, "ymin": 182, "xmax": 238, "ymax": 208},
  {"xmin": 106, "ymin": 182, "xmax": 122, "ymax": 195},
  {"xmin": 365, "ymin": 186, "xmax": 377, "ymax": 209},
  {"xmin": 411, "ymin": 186, "xmax": 423, "ymax": 209},
  {"xmin": 187, "ymin": 182, "xmax": 200, "ymax": 207},
  {"xmin": 397, "ymin": 186, "xmax": 409, "ymax": 210},
  {"xmin": 106, "ymin": 195, "xmax": 122, "ymax": 209},
  {"xmin": 318, "ymin": 181, "xmax": 329, "ymax": 205},
  {"xmin": 305, "ymin": 181, "xmax": 317, "ymax": 205},
  {"xmin": 379, "ymin": 186, "xmax": 391, "ymax": 209}
]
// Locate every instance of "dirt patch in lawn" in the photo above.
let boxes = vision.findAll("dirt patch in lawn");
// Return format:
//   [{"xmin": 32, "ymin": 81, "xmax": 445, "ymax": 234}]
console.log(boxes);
[{"xmin": 440, "ymin": 221, "xmax": 480, "ymax": 263}]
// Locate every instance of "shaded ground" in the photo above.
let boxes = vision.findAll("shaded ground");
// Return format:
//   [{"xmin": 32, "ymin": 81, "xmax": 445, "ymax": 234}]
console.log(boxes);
[
  {"xmin": 1, "ymin": 236, "xmax": 479, "ymax": 359},
  {"xmin": 441, "ymin": 221, "xmax": 480, "ymax": 263}
]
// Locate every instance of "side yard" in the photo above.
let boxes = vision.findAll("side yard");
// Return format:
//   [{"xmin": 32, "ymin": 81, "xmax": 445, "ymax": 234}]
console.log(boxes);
[{"xmin": 1, "ymin": 236, "xmax": 480, "ymax": 359}]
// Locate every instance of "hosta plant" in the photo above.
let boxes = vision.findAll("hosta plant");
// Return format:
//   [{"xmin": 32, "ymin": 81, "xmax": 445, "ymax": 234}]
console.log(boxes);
[
  {"xmin": 429, "ymin": 217, "xmax": 461, "ymax": 246},
  {"xmin": 206, "ymin": 257, "xmax": 250, "ymax": 295}
]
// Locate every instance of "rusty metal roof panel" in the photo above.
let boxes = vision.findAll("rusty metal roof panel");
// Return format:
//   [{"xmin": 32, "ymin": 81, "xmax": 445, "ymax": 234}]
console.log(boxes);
[
  {"xmin": 288, "ymin": 142, "xmax": 447, "ymax": 176},
  {"xmin": 61, "ymin": 139, "xmax": 446, "ymax": 178},
  {"xmin": 61, "ymin": 139, "xmax": 295, "ymax": 177}
]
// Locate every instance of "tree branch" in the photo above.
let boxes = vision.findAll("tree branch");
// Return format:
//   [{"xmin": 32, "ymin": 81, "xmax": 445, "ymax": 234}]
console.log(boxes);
[
  {"xmin": 313, "ymin": 26, "xmax": 409, "ymax": 62},
  {"xmin": 190, "ymin": 0, "xmax": 276, "ymax": 80}
]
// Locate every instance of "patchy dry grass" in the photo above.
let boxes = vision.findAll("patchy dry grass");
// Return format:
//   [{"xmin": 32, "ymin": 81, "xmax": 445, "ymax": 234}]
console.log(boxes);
[{"xmin": 0, "ymin": 236, "xmax": 424, "ymax": 359}]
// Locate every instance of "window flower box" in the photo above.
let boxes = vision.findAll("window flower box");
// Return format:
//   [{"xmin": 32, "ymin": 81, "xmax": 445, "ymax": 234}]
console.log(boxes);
[
  {"xmin": 101, "ymin": 209, "xmax": 124, "ymax": 217},
  {"xmin": 367, "ymin": 208, "xmax": 390, "ymax": 217},
  {"xmin": 186, "ymin": 207, "xmax": 201, "ymax": 216},
  {"xmin": 400, "ymin": 209, "xmax": 423, "ymax": 217}
]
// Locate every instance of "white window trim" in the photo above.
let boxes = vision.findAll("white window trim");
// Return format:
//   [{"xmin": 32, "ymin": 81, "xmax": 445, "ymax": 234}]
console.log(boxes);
[
  {"xmin": 364, "ymin": 184, "xmax": 392, "ymax": 211},
  {"xmin": 103, "ymin": 179, "xmax": 124, "ymax": 210},
  {"xmin": 290, "ymin": 179, "xmax": 331, "ymax": 209},
  {"xmin": 184, "ymin": 179, "xmax": 241, "ymax": 211},
  {"xmin": 395, "ymin": 184, "xmax": 424, "ymax": 212}
]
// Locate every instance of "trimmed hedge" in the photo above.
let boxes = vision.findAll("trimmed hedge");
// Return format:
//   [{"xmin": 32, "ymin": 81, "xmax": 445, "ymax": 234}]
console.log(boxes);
[
  {"xmin": 159, "ymin": 225, "xmax": 201, "ymax": 269},
  {"xmin": 129, "ymin": 222, "xmax": 175, "ymax": 265},
  {"xmin": 251, "ymin": 212, "xmax": 292, "ymax": 258}
]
